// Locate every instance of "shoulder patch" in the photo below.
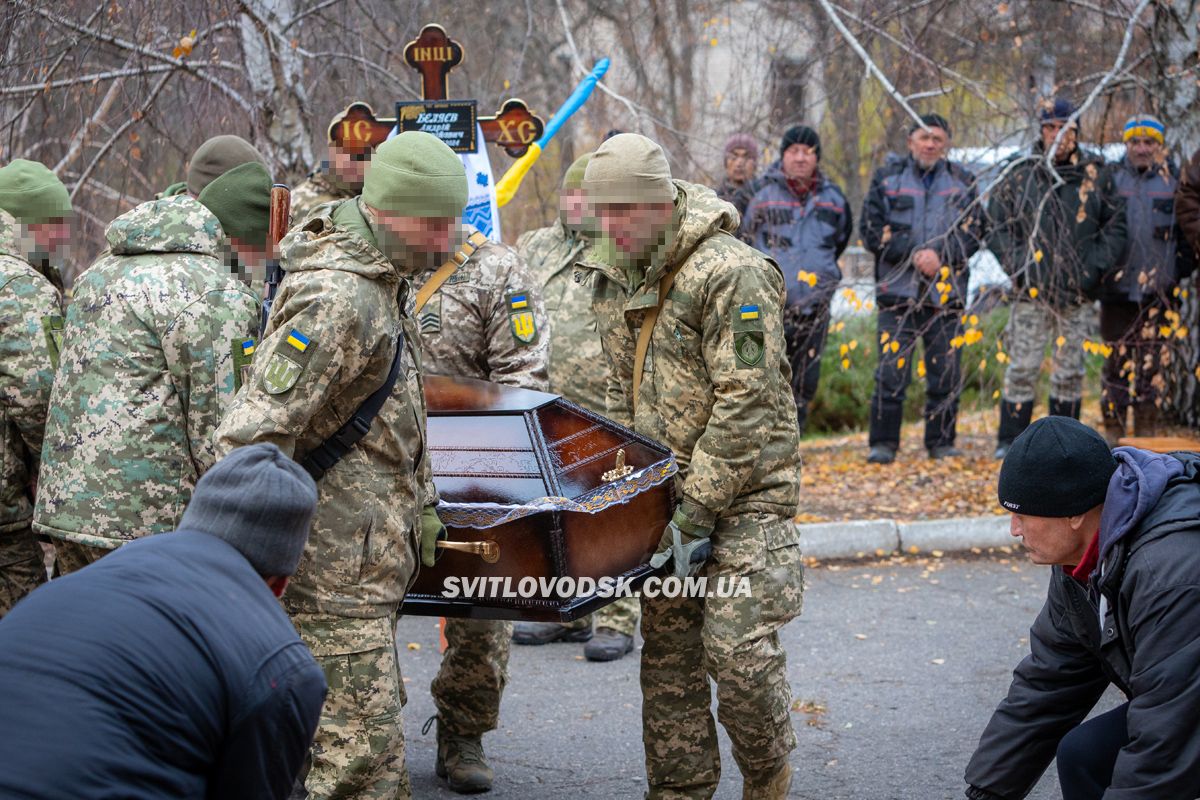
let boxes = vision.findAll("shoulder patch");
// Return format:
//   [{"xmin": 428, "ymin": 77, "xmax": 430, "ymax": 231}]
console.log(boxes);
[
  {"xmin": 731, "ymin": 303, "xmax": 765, "ymax": 368},
  {"xmin": 507, "ymin": 290, "xmax": 538, "ymax": 345},
  {"xmin": 419, "ymin": 294, "xmax": 442, "ymax": 334},
  {"xmin": 231, "ymin": 337, "xmax": 255, "ymax": 392},
  {"xmin": 41, "ymin": 315, "xmax": 64, "ymax": 371},
  {"xmin": 263, "ymin": 329, "xmax": 316, "ymax": 395}
]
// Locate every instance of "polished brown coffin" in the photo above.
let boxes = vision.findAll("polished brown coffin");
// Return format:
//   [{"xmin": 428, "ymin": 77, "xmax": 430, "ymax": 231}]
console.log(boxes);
[{"xmin": 400, "ymin": 375, "xmax": 677, "ymax": 621}]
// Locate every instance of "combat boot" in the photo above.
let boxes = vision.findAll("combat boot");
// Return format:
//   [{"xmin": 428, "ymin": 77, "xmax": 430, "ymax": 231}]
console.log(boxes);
[
  {"xmin": 584, "ymin": 626, "xmax": 634, "ymax": 662},
  {"xmin": 995, "ymin": 399, "xmax": 1033, "ymax": 460},
  {"xmin": 742, "ymin": 762, "xmax": 791, "ymax": 800},
  {"xmin": 430, "ymin": 716, "xmax": 494, "ymax": 793},
  {"xmin": 1133, "ymin": 402, "xmax": 1160, "ymax": 437},
  {"xmin": 511, "ymin": 621, "xmax": 592, "ymax": 645}
]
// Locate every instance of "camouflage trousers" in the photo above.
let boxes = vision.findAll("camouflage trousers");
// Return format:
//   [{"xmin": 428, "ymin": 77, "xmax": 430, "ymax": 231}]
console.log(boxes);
[
  {"xmin": 431, "ymin": 617, "xmax": 511, "ymax": 736},
  {"xmin": 561, "ymin": 595, "xmax": 642, "ymax": 635},
  {"xmin": 640, "ymin": 512, "xmax": 804, "ymax": 799},
  {"xmin": 52, "ymin": 539, "xmax": 112, "ymax": 575},
  {"xmin": 294, "ymin": 613, "xmax": 409, "ymax": 800},
  {"xmin": 0, "ymin": 525, "xmax": 47, "ymax": 617},
  {"xmin": 1002, "ymin": 300, "xmax": 1093, "ymax": 404}
]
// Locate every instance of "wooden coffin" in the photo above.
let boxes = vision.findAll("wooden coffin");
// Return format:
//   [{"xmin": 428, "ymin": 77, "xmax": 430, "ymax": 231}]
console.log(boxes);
[{"xmin": 401, "ymin": 375, "xmax": 677, "ymax": 621}]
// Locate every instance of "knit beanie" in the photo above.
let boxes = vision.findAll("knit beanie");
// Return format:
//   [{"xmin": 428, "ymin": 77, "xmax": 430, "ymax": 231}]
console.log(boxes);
[
  {"xmin": 723, "ymin": 133, "xmax": 759, "ymax": 162},
  {"xmin": 910, "ymin": 113, "xmax": 952, "ymax": 138},
  {"xmin": 362, "ymin": 131, "xmax": 467, "ymax": 217},
  {"xmin": 1041, "ymin": 98, "xmax": 1077, "ymax": 125},
  {"xmin": 562, "ymin": 152, "xmax": 593, "ymax": 191},
  {"xmin": 780, "ymin": 126, "xmax": 821, "ymax": 160},
  {"xmin": 187, "ymin": 135, "xmax": 268, "ymax": 196},
  {"xmin": 584, "ymin": 133, "xmax": 676, "ymax": 206},
  {"xmin": 179, "ymin": 443, "xmax": 318, "ymax": 577},
  {"xmin": 0, "ymin": 159, "xmax": 72, "ymax": 223},
  {"xmin": 1123, "ymin": 115, "xmax": 1165, "ymax": 144},
  {"xmin": 197, "ymin": 161, "xmax": 272, "ymax": 246},
  {"xmin": 998, "ymin": 417, "xmax": 1116, "ymax": 517}
]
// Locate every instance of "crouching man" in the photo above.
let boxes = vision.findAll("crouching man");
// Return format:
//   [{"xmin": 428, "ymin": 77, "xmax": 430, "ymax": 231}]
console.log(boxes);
[
  {"xmin": 965, "ymin": 416, "xmax": 1200, "ymax": 800},
  {"xmin": 0, "ymin": 444, "xmax": 327, "ymax": 800}
]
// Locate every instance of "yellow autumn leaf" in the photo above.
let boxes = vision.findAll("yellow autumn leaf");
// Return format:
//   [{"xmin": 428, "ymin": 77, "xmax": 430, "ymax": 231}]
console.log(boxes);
[
  {"xmin": 1055, "ymin": 335, "xmax": 1066, "ymax": 348},
  {"xmin": 1160, "ymin": 325, "xmax": 1173, "ymax": 338},
  {"xmin": 979, "ymin": 358, "xmax": 988, "ymax": 370},
  {"xmin": 940, "ymin": 266, "xmax": 951, "ymax": 279},
  {"xmin": 950, "ymin": 336, "xmax": 965, "ymax": 349},
  {"xmin": 996, "ymin": 352, "xmax": 1009, "ymax": 363},
  {"xmin": 897, "ymin": 357, "xmax": 906, "ymax": 369},
  {"xmin": 1029, "ymin": 287, "xmax": 1039, "ymax": 299},
  {"xmin": 841, "ymin": 358, "xmax": 850, "ymax": 370},
  {"xmin": 806, "ymin": 273, "xmax": 818, "ymax": 287},
  {"xmin": 917, "ymin": 359, "xmax": 927, "ymax": 378},
  {"xmin": 880, "ymin": 332, "xmax": 890, "ymax": 344},
  {"xmin": 849, "ymin": 339, "xmax": 858, "ymax": 351},
  {"xmin": 940, "ymin": 293, "xmax": 950, "ymax": 304},
  {"xmin": 889, "ymin": 340, "xmax": 900, "ymax": 353},
  {"xmin": 1033, "ymin": 250, "xmax": 1043, "ymax": 263},
  {"xmin": 840, "ymin": 343, "xmax": 849, "ymax": 357},
  {"xmin": 993, "ymin": 389, "xmax": 1001, "ymax": 399},
  {"xmin": 968, "ymin": 314, "xmax": 979, "ymax": 326},
  {"xmin": 834, "ymin": 321, "xmax": 846, "ymax": 332},
  {"xmin": 1176, "ymin": 327, "xmax": 1188, "ymax": 339}
]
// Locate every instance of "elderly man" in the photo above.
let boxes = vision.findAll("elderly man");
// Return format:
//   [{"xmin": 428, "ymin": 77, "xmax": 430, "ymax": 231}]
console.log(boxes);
[
  {"xmin": 861, "ymin": 113, "xmax": 984, "ymax": 463},
  {"xmin": 715, "ymin": 132, "xmax": 760, "ymax": 218},
  {"xmin": 0, "ymin": 444, "xmax": 327, "ymax": 800},
  {"xmin": 964, "ymin": 416, "xmax": 1200, "ymax": 800},
  {"xmin": 1098, "ymin": 115, "xmax": 1194, "ymax": 443}
]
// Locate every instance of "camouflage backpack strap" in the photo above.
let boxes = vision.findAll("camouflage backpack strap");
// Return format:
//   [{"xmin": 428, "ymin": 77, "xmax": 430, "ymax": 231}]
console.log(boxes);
[
  {"xmin": 414, "ymin": 230, "xmax": 489, "ymax": 313},
  {"xmin": 631, "ymin": 261, "xmax": 686, "ymax": 414}
]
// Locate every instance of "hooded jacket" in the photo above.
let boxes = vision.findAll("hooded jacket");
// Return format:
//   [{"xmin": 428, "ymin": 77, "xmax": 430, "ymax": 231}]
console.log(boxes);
[
  {"xmin": 578, "ymin": 180, "xmax": 801, "ymax": 528},
  {"xmin": 0, "ymin": 210, "xmax": 61, "ymax": 535},
  {"xmin": 33, "ymin": 196, "xmax": 259, "ymax": 548},
  {"xmin": 740, "ymin": 163, "xmax": 853, "ymax": 312},
  {"xmin": 966, "ymin": 448, "xmax": 1200, "ymax": 800},
  {"xmin": 216, "ymin": 197, "xmax": 436, "ymax": 620},
  {"xmin": 987, "ymin": 144, "xmax": 1127, "ymax": 308}
]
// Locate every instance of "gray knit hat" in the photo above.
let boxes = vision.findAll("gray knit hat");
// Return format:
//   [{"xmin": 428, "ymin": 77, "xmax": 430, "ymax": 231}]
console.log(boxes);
[{"xmin": 180, "ymin": 443, "xmax": 318, "ymax": 577}]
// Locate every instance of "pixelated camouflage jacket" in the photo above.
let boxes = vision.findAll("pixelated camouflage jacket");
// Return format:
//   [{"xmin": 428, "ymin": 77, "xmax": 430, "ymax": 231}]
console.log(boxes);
[
  {"xmin": 413, "ymin": 225, "xmax": 549, "ymax": 391},
  {"xmin": 216, "ymin": 197, "xmax": 436, "ymax": 619},
  {"xmin": 577, "ymin": 180, "xmax": 801, "ymax": 528},
  {"xmin": 33, "ymin": 196, "xmax": 259, "ymax": 548},
  {"xmin": 289, "ymin": 167, "xmax": 356, "ymax": 228},
  {"xmin": 0, "ymin": 211, "xmax": 62, "ymax": 533},
  {"xmin": 517, "ymin": 221, "xmax": 603, "ymax": 410}
]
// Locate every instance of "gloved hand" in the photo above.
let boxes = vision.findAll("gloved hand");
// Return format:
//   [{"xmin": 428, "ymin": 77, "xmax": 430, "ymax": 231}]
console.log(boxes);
[
  {"xmin": 420, "ymin": 505, "xmax": 447, "ymax": 568},
  {"xmin": 649, "ymin": 504, "xmax": 714, "ymax": 579}
]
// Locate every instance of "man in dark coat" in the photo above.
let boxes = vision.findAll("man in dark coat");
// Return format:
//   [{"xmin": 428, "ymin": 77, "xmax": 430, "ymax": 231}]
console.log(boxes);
[
  {"xmin": 741, "ymin": 125, "xmax": 852, "ymax": 434},
  {"xmin": 965, "ymin": 416, "xmax": 1200, "ymax": 800},
  {"xmin": 715, "ymin": 132, "xmax": 760, "ymax": 219},
  {"xmin": 0, "ymin": 443, "xmax": 327, "ymax": 800}
]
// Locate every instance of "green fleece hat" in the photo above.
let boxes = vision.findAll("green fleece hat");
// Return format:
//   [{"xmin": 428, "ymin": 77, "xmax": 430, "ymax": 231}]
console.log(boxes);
[
  {"xmin": 584, "ymin": 133, "xmax": 676, "ymax": 206},
  {"xmin": 562, "ymin": 152, "xmax": 593, "ymax": 191},
  {"xmin": 187, "ymin": 135, "xmax": 268, "ymax": 196},
  {"xmin": 0, "ymin": 159, "xmax": 71, "ymax": 223},
  {"xmin": 198, "ymin": 161, "xmax": 272, "ymax": 246},
  {"xmin": 362, "ymin": 131, "xmax": 467, "ymax": 217}
]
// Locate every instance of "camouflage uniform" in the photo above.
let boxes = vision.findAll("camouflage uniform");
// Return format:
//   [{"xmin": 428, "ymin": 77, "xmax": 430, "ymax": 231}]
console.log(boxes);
[
  {"xmin": 579, "ymin": 181, "xmax": 803, "ymax": 798},
  {"xmin": 415, "ymin": 224, "xmax": 549, "ymax": 740},
  {"xmin": 0, "ymin": 211, "xmax": 59, "ymax": 615},
  {"xmin": 518, "ymin": 220, "xmax": 640, "ymax": 637},
  {"xmin": 290, "ymin": 167, "xmax": 357, "ymax": 227},
  {"xmin": 216, "ymin": 197, "xmax": 435, "ymax": 800},
  {"xmin": 33, "ymin": 196, "xmax": 258, "ymax": 566}
]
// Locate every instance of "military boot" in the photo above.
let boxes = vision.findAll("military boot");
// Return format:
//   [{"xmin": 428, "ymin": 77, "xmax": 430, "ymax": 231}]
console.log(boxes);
[
  {"xmin": 431, "ymin": 716, "xmax": 494, "ymax": 793},
  {"xmin": 1133, "ymin": 402, "xmax": 1160, "ymax": 437},
  {"xmin": 742, "ymin": 762, "xmax": 791, "ymax": 800},
  {"xmin": 995, "ymin": 399, "xmax": 1033, "ymax": 460}
]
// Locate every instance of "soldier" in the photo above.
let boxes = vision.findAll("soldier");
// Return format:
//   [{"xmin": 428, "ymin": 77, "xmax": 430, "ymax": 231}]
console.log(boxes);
[
  {"xmin": 290, "ymin": 114, "xmax": 369, "ymax": 225},
  {"xmin": 215, "ymin": 131, "xmax": 461, "ymax": 800},
  {"xmin": 989, "ymin": 99, "xmax": 1126, "ymax": 458},
  {"xmin": 1098, "ymin": 116, "xmax": 1194, "ymax": 443},
  {"xmin": 578, "ymin": 134, "xmax": 804, "ymax": 800},
  {"xmin": 860, "ymin": 113, "xmax": 984, "ymax": 463},
  {"xmin": 511, "ymin": 152, "xmax": 642, "ymax": 662},
  {"xmin": 33, "ymin": 163, "xmax": 266, "ymax": 572},
  {"xmin": 0, "ymin": 160, "xmax": 70, "ymax": 615},
  {"xmin": 157, "ymin": 134, "xmax": 268, "ymax": 199}
]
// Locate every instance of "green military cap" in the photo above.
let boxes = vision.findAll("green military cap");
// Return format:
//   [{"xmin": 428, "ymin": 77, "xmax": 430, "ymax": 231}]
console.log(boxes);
[
  {"xmin": 584, "ymin": 133, "xmax": 676, "ymax": 206},
  {"xmin": 362, "ymin": 131, "xmax": 467, "ymax": 218},
  {"xmin": 198, "ymin": 161, "xmax": 272, "ymax": 246},
  {"xmin": 0, "ymin": 159, "xmax": 72, "ymax": 223},
  {"xmin": 562, "ymin": 152, "xmax": 593, "ymax": 191},
  {"xmin": 187, "ymin": 135, "xmax": 268, "ymax": 196}
]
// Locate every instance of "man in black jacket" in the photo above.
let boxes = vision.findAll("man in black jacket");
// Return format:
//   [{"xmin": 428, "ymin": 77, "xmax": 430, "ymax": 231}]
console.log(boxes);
[
  {"xmin": 965, "ymin": 416, "xmax": 1200, "ymax": 800},
  {"xmin": 0, "ymin": 443, "xmax": 327, "ymax": 800}
]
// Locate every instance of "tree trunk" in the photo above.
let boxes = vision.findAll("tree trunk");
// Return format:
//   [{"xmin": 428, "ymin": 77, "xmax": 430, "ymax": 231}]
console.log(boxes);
[{"xmin": 239, "ymin": 0, "xmax": 313, "ymax": 179}]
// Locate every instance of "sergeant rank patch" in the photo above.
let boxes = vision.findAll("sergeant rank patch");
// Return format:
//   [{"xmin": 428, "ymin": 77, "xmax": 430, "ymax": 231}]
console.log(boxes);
[
  {"xmin": 263, "ymin": 328, "xmax": 314, "ymax": 394},
  {"xmin": 507, "ymin": 291, "xmax": 538, "ymax": 344}
]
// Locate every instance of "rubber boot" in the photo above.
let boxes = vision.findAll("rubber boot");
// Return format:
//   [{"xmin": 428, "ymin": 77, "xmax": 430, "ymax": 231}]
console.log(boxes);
[
  {"xmin": 995, "ymin": 399, "xmax": 1034, "ymax": 459},
  {"xmin": 1133, "ymin": 402, "xmax": 1160, "ymax": 437},
  {"xmin": 1048, "ymin": 397, "xmax": 1082, "ymax": 420}
]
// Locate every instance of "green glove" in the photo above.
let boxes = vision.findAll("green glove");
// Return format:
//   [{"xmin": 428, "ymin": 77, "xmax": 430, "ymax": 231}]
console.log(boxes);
[
  {"xmin": 649, "ymin": 505, "xmax": 713, "ymax": 579},
  {"xmin": 420, "ymin": 505, "xmax": 447, "ymax": 568}
]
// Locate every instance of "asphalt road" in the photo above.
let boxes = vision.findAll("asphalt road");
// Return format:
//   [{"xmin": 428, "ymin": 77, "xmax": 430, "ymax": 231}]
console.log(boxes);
[{"xmin": 396, "ymin": 552, "xmax": 1123, "ymax": 799}]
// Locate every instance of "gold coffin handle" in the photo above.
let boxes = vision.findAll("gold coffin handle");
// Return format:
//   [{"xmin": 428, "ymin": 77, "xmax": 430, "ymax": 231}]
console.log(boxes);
[{"xmin": 436, "ymin": 539, "xmax": 500, "ymax": 563}]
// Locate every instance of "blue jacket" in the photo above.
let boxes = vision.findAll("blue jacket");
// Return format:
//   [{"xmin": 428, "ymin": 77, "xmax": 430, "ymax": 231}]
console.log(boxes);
[
  {"xmin": 740, "ymin": 164, "xmax": 852, "ymax": 311},
  {"xmin": 1103, "ymin": 156, "xmax": 1195, "ymax": 303},
  {"xmin": 861, "ymin": 155, "xmax": 983, "ymax": 308},
  {"xmin": 0, "ymin": 530, "xmax": 327, "ymax": 800}
]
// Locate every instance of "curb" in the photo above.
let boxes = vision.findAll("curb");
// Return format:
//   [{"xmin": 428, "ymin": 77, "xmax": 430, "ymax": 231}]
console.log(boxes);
[{"xmin": 796, "ymin": 514, "xmax": 1011, "ymax": 561}]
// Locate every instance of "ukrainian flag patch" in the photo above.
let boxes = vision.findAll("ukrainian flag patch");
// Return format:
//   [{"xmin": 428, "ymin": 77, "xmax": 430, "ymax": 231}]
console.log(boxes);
[
  {"xmin": 286, "ymin": 328, "xmax": 310, "ymax": 352},
  {"xmin": 509, "ymin": 294, "xmax": 529, "ymax": 310},
  {"xmin": 740, "ymin": 304, "xmax": 760, "ymax": 321},
  {"xmin": 241, "ymin": 338, "xmax": 256, "ymax": 356}
]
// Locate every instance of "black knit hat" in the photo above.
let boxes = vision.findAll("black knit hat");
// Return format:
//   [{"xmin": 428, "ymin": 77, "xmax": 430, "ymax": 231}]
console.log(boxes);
[
  {"xmin": 998, "ymin": 417, "xmax": 1116, "ymax": 517},
  {"xmin": 910, "ymin": 113, "xmax": 952, "ymax": 138},
  {"xmin": 781, "ymin": 125, "xmax": 820, "ymax": 160}
]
